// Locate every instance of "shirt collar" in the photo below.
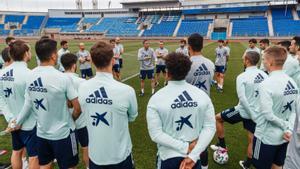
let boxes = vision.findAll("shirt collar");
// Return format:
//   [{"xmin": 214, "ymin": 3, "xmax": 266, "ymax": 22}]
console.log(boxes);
[
  {"xmin": 11, "ymin": 61, "xmax": 27, "ymax": 67},
  {"xmin": 65, "ymin": 72, "xmax": 79, "ymax": 77},
  {"xmin": 95, "ymin": 72, "xmax": 114, "ymax": 79},
  {"xmin": 269, "ymin": 70, "xmax": 284, "ymax": 76},
  {"xmin": 168, "ymin": 80, "xmax": 186, "ymax": 86},
  {"xmin": 245, "ymin": 66, "xmax": 257, "ymax": 71},
  {"xmin": 190, "ymin": 55, "xmax": 204, "ymax": 60}
]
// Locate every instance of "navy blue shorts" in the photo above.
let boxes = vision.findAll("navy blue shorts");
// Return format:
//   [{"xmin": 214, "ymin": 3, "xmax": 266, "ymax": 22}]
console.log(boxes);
[
  {"xmin": 11, "ymin": 127, "xmax": 38, "ymax": 157},
  {"xmin": 221, "ymin": 107, "xmax": 256, "ymax": 133},
  {"xmin": 215, "ymin": 65, "xmax": 226, "ymax": 73},
  {"xmin": 119, "ymin": 58, "xmax": 123, "ymax": 68},
  {"xmin": 157, "ymin": 157, "xmax": 201, "ymax": 169},
  {"xmin": 156, "ymin": 65, "xmax": 166, "ymax": 74},
  {"xmin": 140, "ymin": 69, "xmax": 154, "ymax": 80},
  {"xmin": 252, "ymin": 137, "xmax": 288, "ymax": 168},
  {"xmin": 112, "ymin": 64, "xmax": 120, "ymax": 73},
  {"xmin": 37, "ymin": 131, "xmax": 79, "ymax": 168},
  {"xmin": 76, "ymin": 127, "xmax": 89, "ymax": 147},
  {"xmin": 81, "ymin": 68, "xmax": 93, "ymax": 78},
  {"xmin": 89, "ymin": 154, "xmax": 134, "ymax": 169}
]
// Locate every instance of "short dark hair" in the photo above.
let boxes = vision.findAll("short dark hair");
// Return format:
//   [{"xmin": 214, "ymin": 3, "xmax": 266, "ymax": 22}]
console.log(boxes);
[
  {"xmin": 143, "ymin": 40, "xmax": 148, "ymax": 44},
  {"xmin": 218, "ymin": 39, "xmax": 224, "ymax": 43},
  {"xmin": 249, "ymin": 39, "xmax": 257, "ymax": 44},
  {"xmin": 264, "ymin": 45, "xmax": 287, "ymax": 66},
  {"xmin": 180, "ymin": 39, "xmax": 187, "ymax": 44},
  {"xmin": 35, "ymin": 38, "xmax": 57, "ymax": 62},
  {"xmin": 5, "ymin": 36, "xmax": 15, "ymax": 45},
  {"xmin": 277, "ymin": 41, "xmax": 291, "ymax": 51},
  {"xmin": 9, "ymin": 40, "xmax": 30, "ymax": 61},
  {"xmin": 60, "ymin": 40, "xmax": 68, "ymax": 46},
  {"xmin": 165, "ymin": 52, "xmax": 192, "ymax": 80},
  {"xmin": 259, "ymin": 39, "xmax": 270, "ymax": 45},
  {"xmin": 1, "ymin": 47, "xmax": 11, "ymax": 63},
  {"xmin": 61, "ymin": 53, "xmax": 78, "ymax": 70},
  {"xmin": 188, "ymin": 33, "xmax": 203, "ymax": 52},
  {"xmin": 110, "ymin": 39, "xmax": 116, "ymax": 43},
  {"xmin": 245, "ymin": 51, "xmax": 260, "ymax": 65},
  {"xmin": 292, "ymin": 36, "xmax": 300, "ymax": 49},
  {"xmin": 90, "ymin": 41, "xmax": 114, "ymax": 69},
  {"xmin": 40, "ymin": 35, "xmax": 49, "ymax": 40}
]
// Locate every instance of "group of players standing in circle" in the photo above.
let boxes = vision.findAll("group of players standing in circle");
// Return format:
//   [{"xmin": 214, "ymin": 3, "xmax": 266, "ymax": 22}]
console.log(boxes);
[{"xmin": 0, "ymin": 33, "xmax": 299, "ymax": 169}]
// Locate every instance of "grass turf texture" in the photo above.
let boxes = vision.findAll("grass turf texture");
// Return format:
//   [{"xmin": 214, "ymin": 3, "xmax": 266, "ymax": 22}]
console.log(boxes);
[{"xmin": 0, "ymin": 40, "xmax": 251, "ymax": 168}]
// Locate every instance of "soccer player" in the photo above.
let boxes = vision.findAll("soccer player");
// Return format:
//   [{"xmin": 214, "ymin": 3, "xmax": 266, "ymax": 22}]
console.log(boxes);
[
  {"xmin": 77, "ymin": 43, "xmax": 93, "ymax": 79},
  {"xmin": 147, "ymin": 52, "xmax": 216, "ymax": 169},
  {"xmin": 244, "ymin": 39, "xmax": 261, "ymax": 57},
  {"xmin": 252, "ymin": 46, "xmax": 298, "ymax": 169},
  {"xmin": 211, "ymin": 51, "xmax": 268, "ymax": 169},
  {"xmin": 259, "ymin": 39, "xmax": 270, "ymax": 71},
  {"xmin": 185, "ymin": 33, "xmax": 214, "ymax": 169},
  {"xmin": 14, "ymin": 38, "xmax": 81, "ymax": 169},
  {"xmin": 289, "ymin": 36, "xmax": 300, "ymax": 61},
  {"xmin": 138, "ymin": 40, "xmax": 156, "ymax": 96},
  {"xmin": 214, "ymin": 39, "xmax": 228, "ymax": 92},
  {"xmin": 115, "ymin": 37, "xmax": 124, "ymax": 70},
  {"xmin": 176, "ymin": 39, "xmax": 189, "ymax": 56},
  {"xmin": 61, "ymin": 53, "xmax": 89, "ymax": 168},
  {"xmin": 186, "ymin": 33, "xmax": 214, "ymax": 96},
  {"xmin": 155, "ymin": 40, "xmax": 168, "ymax": 86},
  {"xmin": 78, "ymin": 41, "xmax": 138, "ymax": 168},
  {"xmin": 284, "ymin": 98, "xmax": 300, "ymax": 169},
  {"xmin": 110, "ymin": 39, "xmax": 121, "ymax": 81},
  {"xmin": 1, "ymin": 47, "xmax": 13, "ymax": 68},
  {"xmin": 36, "ymin": 35, "xmax": 50, "ymax": 66},
  {"xmin": 0, "ymin": 37, "xmax": 15, "ymax": 69},
  {"xmin": 57, "ymin": 40, "xmax": 70, "ymax": 72},
  {"xmin": 0, "ymin": 41, "xmax": 37, "ymax": 169}
]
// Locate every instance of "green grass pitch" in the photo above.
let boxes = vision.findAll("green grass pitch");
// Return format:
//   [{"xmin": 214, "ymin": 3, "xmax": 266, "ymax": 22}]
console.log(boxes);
[{"xmin": 0, "ymin": 40, "xmax": 251, "ymax": 168}]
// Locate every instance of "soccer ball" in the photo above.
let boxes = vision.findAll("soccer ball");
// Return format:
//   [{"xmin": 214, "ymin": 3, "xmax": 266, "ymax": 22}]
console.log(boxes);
[{"xmin": 213, "ymin": 148, "xmax": 229, "ymax": 165}]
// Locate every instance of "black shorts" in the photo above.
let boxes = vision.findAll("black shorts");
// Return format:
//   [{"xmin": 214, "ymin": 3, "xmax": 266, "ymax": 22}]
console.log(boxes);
[
  {"xmin": 89, "ymin": 154, "xmax": 134, "ymax": 169},
  {"xmin": 252, "ymin": 137, "xmax": 288, "ymax": 168},
  {"xmin": 80, "ymin": 68, "xmax": 93, "ymax": 78},
  {"xmin": 119, "ymin": 58, "xmax": 123, "ymax": 68},
  {"xmin": 157, "ymin": 156, "xmax": 201, "ymax": 169},
  {"xmin": 156, "ymin": 65, "xmax": 166, "ymax": 74},
  {"xmin": 215, "ymin": 65, "xmax": 226, "ymax": 74},
  {"xmin": 112, "ymin": 64, "xmax": 120, "ymax": 73},
  {"xmin": 76, "ymin": 127, "xmax": 89, "ymax": 148},
  {"xmin": 140, "ymin": 69, "xmax": 154, "ymax": 80},
  {"xmin": 11, "ymin": 127, "xmax": 38, "ymax": 157},
  {"xmin": 221, "ymin": 107, "xmax": 256, "ymax": 133},
  {"xmin": 37, "ymin": 131, "xmax": 79, "ymax": 168}
]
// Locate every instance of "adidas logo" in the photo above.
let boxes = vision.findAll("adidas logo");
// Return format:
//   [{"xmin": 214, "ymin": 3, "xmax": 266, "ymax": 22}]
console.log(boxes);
[
  {"xmin": 86, "ymin": 87, "xmax": 113, "ymax": 105},
  {"xmin": 254, "ymin": 73, "xmax": 264, "ymax": 83},
  {"xmin": 194, "ymin": 64, "xmax": 210, "ymax": 76},
  {"xmin": 284, "ymin": 81, "xmax": 298, "ymax": 96},
  {"xmin": 171, "ymin": 91, "xmax": 198, "ymax": 109},
  {"xmin": 28, "ymin": 77, "xmax": 47, "ymax": 93},
  {"xmin": 1, "ymin": 69, "xmax": 14, "ymax": 81}
]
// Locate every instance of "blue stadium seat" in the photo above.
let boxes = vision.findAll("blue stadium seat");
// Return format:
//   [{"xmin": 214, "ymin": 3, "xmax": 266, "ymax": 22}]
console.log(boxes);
[
  {"xmin": 177, "ymin": 20, "xmax": 212, "ymax": 37},
  {"xmin": 0, "ymin": 24, "xmax": 4, "ymax": 29},
  {"xmin": 22, "ymin": 16, "xmax": 45, "ymax": 29},
  {"xmin": 13, "ymin": 29, "xmax": 39, "ymax": 36},
  {"xmin": 143, "ymin": 21, "xmax": 178, "ymax": 37},
  {"xmin": 272, "ymin": 8, "xmax": 293, "ymax": 19},
  {"xmin": 272, "ymin": 8, "xmax": 300, "ymax": 36},
  {"xmin": 231, "ymin": 18, "xmax": 269, "ymax": 36},
  {"xmin": 82, "ymin": 18, "xmax": 99, "ymax": 24},
  {"xmin": 0, "ymin": 30, "xmax": 10, "ymax": 36},
  {"xmin": 183, "ymin": 6, "xmax": 268, "ymax": 15},
  {"xmin": 5, "ymin": 15, "xmax": 25, "ymax": 23},
  {"xmin": 45, "ymin": 18, "xmax": 80, "ymax": 28}
]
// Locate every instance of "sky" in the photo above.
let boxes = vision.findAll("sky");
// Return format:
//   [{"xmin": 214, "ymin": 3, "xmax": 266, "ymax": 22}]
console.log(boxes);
[{"xmin": 0, "ymin": 0, "xmax": 123, "ymax": 12}]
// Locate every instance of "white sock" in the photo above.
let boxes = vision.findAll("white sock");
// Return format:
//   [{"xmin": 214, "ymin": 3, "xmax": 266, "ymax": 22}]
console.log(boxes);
[
  {"xmin": 201, "ymin": 165, "xmax": 208, "ymax": 169},
  {"xmin": 141, "ymin": 89, "xmax": 144, "ymax": 93},
  {"xmin": 152, "ymin": 88, "xmax": 155, "ymax": 94}
]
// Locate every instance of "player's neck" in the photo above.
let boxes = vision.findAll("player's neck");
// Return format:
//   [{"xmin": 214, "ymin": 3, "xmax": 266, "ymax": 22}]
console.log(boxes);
[
  {"xmin": 190, "ymin": 51, "xmax": 202, "ymax": 57},
  {"xmin": 64, "ymin": 70, "xmax": 75, "ymax": 74},
  {"xmin": 269, "ymin": 67, "xmax": 282, "ymax": 73},
  {"xmin": 40, "ymin": 61, "xmax": 55, "ymax": 67},
  {"xmin": 96, "ymin": 67, "xmax": 112, "ymax": 74}
]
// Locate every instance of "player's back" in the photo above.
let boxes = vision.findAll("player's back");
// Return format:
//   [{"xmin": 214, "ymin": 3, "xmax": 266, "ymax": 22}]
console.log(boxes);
[
  {"xmin": 283, "ymin": 54, "xmax": 300, "ymax": 85},
  {"xmin": 78, "ymin": 72, "xmax": 137, "ymax": 165},
  {"xmin": 236, "ymin": 66, "xmax": 268, "ymax": 119},
  {"xmin": 0, "ymin": 62, "xmax": 36, "ymax": 130},
  {"xmin": 147, "ymin": 80, "xmax": 215, "ymax": 159},
  {"xmin": 186, "ymin": 55, "xmax": 214, "ymax": 95},
  {"xmin": 255, "ymin": 71, "xmax": 298, "ymax": 145},
  {"xmin": 27, "ymin": 66, "xmax": 76, "ymax": 140}
]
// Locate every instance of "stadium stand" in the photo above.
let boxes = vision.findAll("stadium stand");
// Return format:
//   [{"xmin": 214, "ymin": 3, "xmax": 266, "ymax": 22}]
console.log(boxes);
[
  {"xmin": 13, "ymin": 29, "xmax": 40, "ymax": 36},
  {"xmin": 81, "ymin": 18, "xmax": 100, "ymax": 24},
  {"xmin": 22, "ymin": 16, "xmax": 45, "ymax": 29},
  {"xmin": 231, "ymin": 17, "xmax": 269, "ymax": 36},
  {"xmin": 183, "ymin": 6, "xmax": 268, "ymax": 15},
  {"xmin": 139, "ymin": 15, "xmax": 161, "ymax": 24},
  {"xmin": 177, "ymin": 19, "xmax": 212, "ymax": 37},
  {"xmin": 272, "ymin": 8, "xmax": 300, "ymax": 36},
  {"xmin": 0, "ymin": 30, "xmax": 10, "ymax": 36},
  {"xmin": 45, "ymin": 17, "xmax": 80, "ymax": 29},
  {"xmin": 4, "ymin": 15, "xmax": 25, "ymax": 23}
]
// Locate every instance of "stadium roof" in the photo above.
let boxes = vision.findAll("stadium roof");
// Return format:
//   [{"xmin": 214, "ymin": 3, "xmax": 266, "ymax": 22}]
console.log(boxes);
[{"xmin": 0, "ymin": 0, "xmax": 122, "ymax": 12}]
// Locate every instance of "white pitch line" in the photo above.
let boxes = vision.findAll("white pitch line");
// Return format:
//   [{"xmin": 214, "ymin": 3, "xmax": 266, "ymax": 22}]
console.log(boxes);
[{"xmin": 121, "ymin": 73, "xmax": 140, "ymax": 82}]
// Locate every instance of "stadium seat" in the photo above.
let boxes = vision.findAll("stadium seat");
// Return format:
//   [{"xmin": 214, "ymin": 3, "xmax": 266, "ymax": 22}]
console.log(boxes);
[
  {"xmin": 4, "ymin": 15, "xmax": 25, "ymax": 23},
  {"xmin": 272, "ymin": 8, "xmax": 300, "ymax": 36},
  {"xmin": 177, "ymin": 19, "xmax": 212, "ymax": 37},
  {"xmin": 45, "ymin": 17, "xmax": 80, "ymax": 29},
  {"xmin": 231, "ymin": 18, "xmax": 269, "ymax": 37},
  {"xmin": 22, "ymin": 16, "xmax": 45, "ymax": 29},
  {"xmin": 82, "ymin": 18, "xmax": 99, "ymax": 24},
  {"xmin": 143, "ymin": 21, "xmax": 178, "ymax": 37}
]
